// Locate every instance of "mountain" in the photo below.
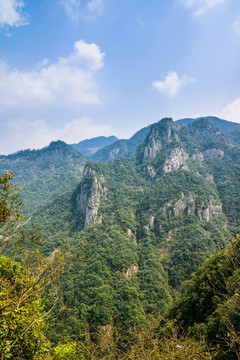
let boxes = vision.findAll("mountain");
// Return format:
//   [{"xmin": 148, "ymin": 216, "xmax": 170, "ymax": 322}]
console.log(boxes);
[
  {"xmin": 176, "ymin": 115, "xmax": 240, "ymax": 134},
  {"xmin": 0, "ymin": 140, "xmax": 86, "ymax": 213},
  {"xmin": 31, "ymin": 117, "xmax": 240, "ymax": 350},
  {"xmin": 169, "ymin": 237, "xmax": 240, "ymax": 359},
  {"xmin": 70, "ymin": 135, "xmax": 118, "ymax": 158},
  {"xmin": 2, "ymin": 116, "xmax": 240, "ymax": 357},
  {"xmin": 91, "ymin": 124, "xmax": 151, "ymax": 163}
]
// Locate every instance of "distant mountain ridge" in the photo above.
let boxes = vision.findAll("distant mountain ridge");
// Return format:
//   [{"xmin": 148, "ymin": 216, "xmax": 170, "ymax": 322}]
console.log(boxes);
[
  {"xmin": 176, "ymin": 116, "xmax": 240, "ymax": 133},
  {"xmin": 0, "ymin": 140, "xmax": 86, "ymax": 213},
  {"xmin": 90, "ymin": 124, "xmax": 152, "ymax": 163},
  {"xmin": 70, "ymin": 135, "xmax": 118, "ymax": 158}
]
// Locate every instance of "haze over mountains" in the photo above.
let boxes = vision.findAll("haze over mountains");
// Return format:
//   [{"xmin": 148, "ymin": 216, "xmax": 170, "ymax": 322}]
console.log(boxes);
[{"xmin": 70, "ymin": 135, "xmax": 118, "ymax": 158}]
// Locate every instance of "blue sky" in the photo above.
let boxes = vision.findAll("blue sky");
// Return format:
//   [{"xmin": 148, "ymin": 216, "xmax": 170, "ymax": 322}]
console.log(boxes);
[{"xmin": 0, "ymin": 0, "xmax": 240, "ymax": 154}]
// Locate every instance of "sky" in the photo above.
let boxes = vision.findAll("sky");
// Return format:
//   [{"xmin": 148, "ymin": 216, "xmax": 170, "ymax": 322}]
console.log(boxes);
[{"xmin": 0, "ymin": 0, "xmax": 240, "ymax": 154}]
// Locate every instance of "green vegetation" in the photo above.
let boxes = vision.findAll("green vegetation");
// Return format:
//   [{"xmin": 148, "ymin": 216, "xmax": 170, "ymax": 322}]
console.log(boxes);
[
  {"xmin": 91, "ymin": 124, "xmax": 151, "ymax": 163},
  {"xmin": 0, "ymin": 141, "xmax": 86, "ymax": 213},
  {"xmin": 0, "ymin": 172, "xmax": 64, "ymax": 359},
  {"xmin": 1, "ymin": 117, "xmax": 240, "ymax": 358}
]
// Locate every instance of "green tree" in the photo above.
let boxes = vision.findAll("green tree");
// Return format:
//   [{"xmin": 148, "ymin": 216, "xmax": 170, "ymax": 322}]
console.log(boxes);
[{"xmin": 0, "ymin": 172, "xmax": 64, "ymax": 359}]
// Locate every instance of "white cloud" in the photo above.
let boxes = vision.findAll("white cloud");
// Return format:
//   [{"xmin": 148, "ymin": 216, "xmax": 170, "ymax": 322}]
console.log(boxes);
[
  {"xmin": 59, "ymin": 0, "xmax": 81, "ymax": 21},
  {"xmin": 153, "ymin": 71, "xmax": 195, "ymax": 97},
  {"xmin": 0, "ymin": 39, "xmax": 105, "ymax": 114},
  {"xmin": 220, "ymin": 98, "xmax": 240, "ymax": 123},
  {"xmin": 180, "ymin": 0, "xmax": 225, "ymax": 16},
  {"xmin": 0, "ymin": 117, "xmax": 113, "ymax": 154},
  {"xmin": 0, "ymin": 0, "xmax": 28, "ymax": 27},
  {"xmin": 233, "ymin": 21, "xmax": 240, "ymax": 36},
  {"xmin": 87, "ymin": 0, "xmax": 104, "ymax": 15},
  {"xmin": 60, "ymin": 0, "xmax": 104, "ymax": 21}
]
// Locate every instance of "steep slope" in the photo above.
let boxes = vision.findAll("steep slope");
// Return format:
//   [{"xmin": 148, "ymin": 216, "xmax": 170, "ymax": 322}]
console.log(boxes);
[
  {"xmin": 0, "ymin": 140, "xmax": 86, "ymax": 213},
  {"xmin": 70, "ymin": 135, "xmax": 118, "ymax": 158},
  {"xmin": 169, "ymin": 237, "xmax": 240, "ymax": 359},
  {"xmin": 90, "ymin": 124, "xmax": 151, "ymax": 163},
  {"xmin": 31, "ymin": 117, "xmax": 240, "ymax": 347}
]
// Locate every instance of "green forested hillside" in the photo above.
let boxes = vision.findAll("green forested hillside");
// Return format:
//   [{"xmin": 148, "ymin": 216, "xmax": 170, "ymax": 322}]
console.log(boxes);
[
  {"xmin": 28, "ymin": 117, "xmax": 240, "ymax": 357},
  {"xmin": 90, "ymin": 124, "xmax": 151, "ymax": 163},
  {"xmin": 168, "ymin": 236, "xmax": 240, "ymax": 359},
  {"xmin": 176, "ymin": 116, "xmax": 240, "ymax": 134},
  {"xmin": 0, "ymin": 140, "xmax": 86, "ymax": 213},
  {"xmin": 2, "ymin": 117, "xmax": 240, "ymax": 359}
]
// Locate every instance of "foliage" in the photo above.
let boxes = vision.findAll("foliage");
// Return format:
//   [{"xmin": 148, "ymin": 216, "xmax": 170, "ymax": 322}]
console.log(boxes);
[
  {"xmin": 91, "ymin": 125, "xmax": 151, "ymax": 163},
  {"xmin": 0, "ymin": 172, "xmax": 65, "ymax": 359},
  {"xmin": 169, "ymin": 237, "xmax": 240, "ymax": 359},
  {"xmin": 0, "ymin": 141, "xmax": 85, "ymax": 213},
  {"xmin": 2, "ymin": 116, "xmax": 240, "ymax": 357}
]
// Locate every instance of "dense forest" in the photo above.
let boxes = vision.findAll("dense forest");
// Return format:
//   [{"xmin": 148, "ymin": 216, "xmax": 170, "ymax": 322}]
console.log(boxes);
[{"xmin": 1, "ymin": 117, "xmax": 240, "ymax": 359}]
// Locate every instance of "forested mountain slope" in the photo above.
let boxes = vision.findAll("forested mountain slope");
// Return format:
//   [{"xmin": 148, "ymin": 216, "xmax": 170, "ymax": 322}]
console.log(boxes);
[
  {"xmin": 31, "ymin": 117, "xmax": 240, "ymax": 351},
  {"xmin": 0, "ymin": 140, "xmax": 86, "ymax": 213},
  {"xmin": 90, "ymin": 124, "xmax": 151, "ymax": 163},
  {"xmin": 176, "ymin": 116, "xmax": 240, "ymax": 134},
  {"xmin": 168, "ymin": 236, "xmax": 240, "ymax": 359}
]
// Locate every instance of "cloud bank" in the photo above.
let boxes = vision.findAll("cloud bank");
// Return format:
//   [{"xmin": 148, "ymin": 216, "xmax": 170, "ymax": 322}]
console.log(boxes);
[
  {"xmin": 0, "ymin": 117, "xmax": 113, "ymax": 154},
  {"xmin": 153, "ymin": 71, "xmax": 195, "ymax": 97},
  {"xmin": 0, "ymin": 0, "xmax": 28, "ymax": 27},
  {"xmin": 220, "ymin": 98, "xmax": 240, "ymax": 124},
  {"xmin": 0, "ymin": 40, "xmax": 105, "ymax": 114},
  {"xmin": 0, "ymin": 40, "xmax": 108, "ymax": 154}
]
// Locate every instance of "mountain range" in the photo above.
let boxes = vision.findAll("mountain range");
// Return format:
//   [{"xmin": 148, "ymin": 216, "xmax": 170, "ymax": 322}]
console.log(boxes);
[{"xmin": 1, "ymin": 116, "xmax": 240, "ymax": 358}]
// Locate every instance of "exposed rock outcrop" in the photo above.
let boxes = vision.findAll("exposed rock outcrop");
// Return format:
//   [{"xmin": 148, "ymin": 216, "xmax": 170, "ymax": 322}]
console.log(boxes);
[
  {"xmin": 161, "ymin": 193, "xmax": 221, "ymax": 222},
  {"xmin": 192, "ymin": 149, "xmax": 224, "ymax": 162},
  {"xmin": 143, "ymin": 118, "xmax": 180, "ymax": 161},
  {"xmin": 148, "ymin": 215, "xmax": 162, "ymax": 234},
  {"xmin": 143, "ymin": 165, "xmax": 156, "ymax": 180},
  {"xmin": 162, "ymin": 148, "xmax": 189, "ymax": 175},
  {"xmin": 109, "ymin": 147, "xmax": 120, "ymax": 160},
  {"xmin": 143, "ymin": 137, "xmax": 163, "ymax": 160},
  {"xmin": 125, "ymin": 265, "xmax": 138, "ymax": 278},
  {"xmin": 197, "ymin": 198, "xmax": 222, "ymax": 222},
  {"xmin": 76, "ymin": 165, "xmax": 107, "ymax": 227},
  {"xmin": 204, "ymin": 149, "xmax": 224, "ymax": 160}
]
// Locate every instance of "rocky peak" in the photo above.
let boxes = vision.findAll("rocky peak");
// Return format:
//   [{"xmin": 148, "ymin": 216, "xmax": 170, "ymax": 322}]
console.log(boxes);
[
  {"xmin": 76, "ymin": 165, "xmax": 107, "ymax": 227},
  {"xmin": 143, "ymin": 118, "xmax": 180, "ymax": 161}
]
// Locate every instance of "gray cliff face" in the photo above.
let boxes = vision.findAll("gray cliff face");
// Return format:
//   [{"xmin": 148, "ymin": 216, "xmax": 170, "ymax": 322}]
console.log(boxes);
[
  {"xmin": 162, "ymin": 148, "xmax": 189, "ymax": 175},
  {"xmin": 148, "ymin": 193, "xmax": 222, "ymax": 233},
  {"xmin": 143, "ymin": 119, "xmax": 180, "ymax": 161},
  {"xmin": 76, "ymin": 165, "xmax": 107, "ymax": 227},
  {"xmin": 109, "ymin": 147, "xmax": 120, "ymax": 159},
  {"xmin": 192, "ymin": 149, "xmax": 224, "ymax": 162},
  {"xmin": 143, "ymin": 137, "xmax": 163, "ymax": 160},
  {"xmin": 143, "ymin": 165, "xmax": 156, "ymax": 180},
  {"xmin": 197, "ymin": 198, "xmax": 222, "ymax": 222}
]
